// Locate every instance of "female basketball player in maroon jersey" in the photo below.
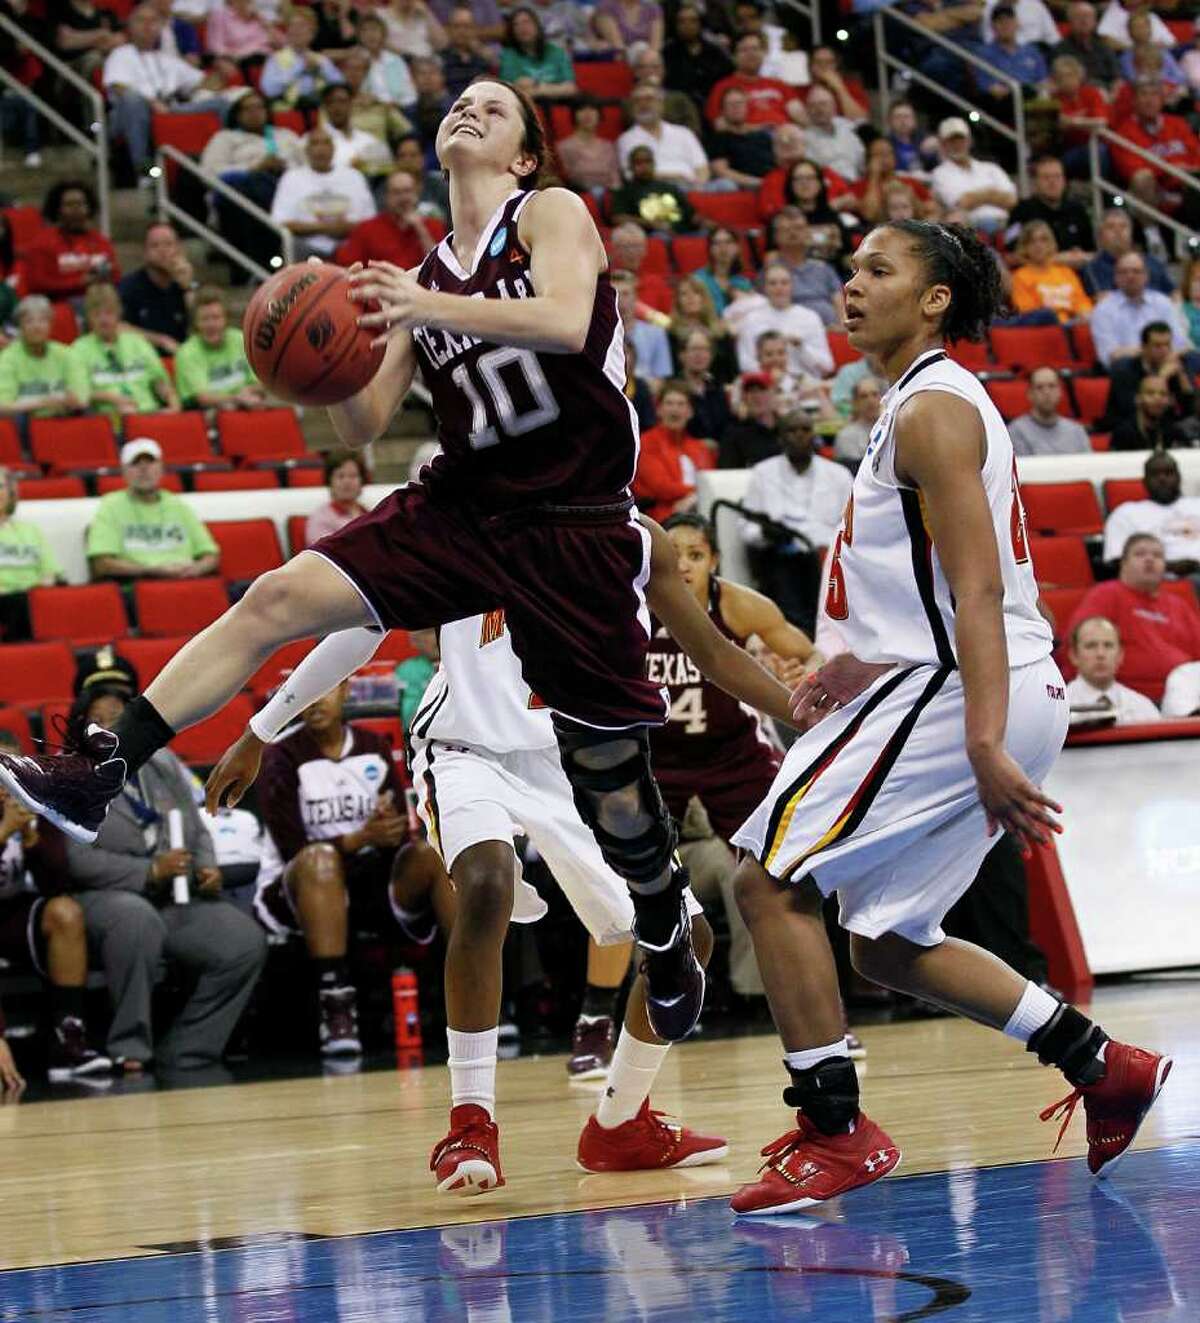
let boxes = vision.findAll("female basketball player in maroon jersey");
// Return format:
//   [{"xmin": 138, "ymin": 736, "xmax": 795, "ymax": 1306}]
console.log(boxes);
[{"xmin": 0, "ymin": 79, "xmax": 707, "ymax": 1046}]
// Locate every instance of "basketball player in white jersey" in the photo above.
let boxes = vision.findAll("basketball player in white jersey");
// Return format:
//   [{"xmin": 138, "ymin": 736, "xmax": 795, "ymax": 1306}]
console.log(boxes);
[
  {"xmin": 207, "ymin": 517, "xmax": 797, "ymax": 1195},
  {"xmin": 726, "ymin": 222, "xmax": 1170, "ymax": 1216}
]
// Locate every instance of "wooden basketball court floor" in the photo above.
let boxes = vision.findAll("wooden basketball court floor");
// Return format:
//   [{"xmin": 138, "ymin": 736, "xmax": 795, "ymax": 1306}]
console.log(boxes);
[{"xmin": 0, "ymin": 979, "xmax": 1195, "ymax": 1320}]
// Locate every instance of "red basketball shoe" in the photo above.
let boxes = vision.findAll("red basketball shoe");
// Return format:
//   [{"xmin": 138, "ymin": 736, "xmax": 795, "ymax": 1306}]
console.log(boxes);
[
  {"xmin": 577, "ymin": 1098, "xmax": 728, "ymax": 1172},
  {"xmin": 431, "ymin": 1104, "xmax": 505, "ymax": 1196},
  {"xmin": 731, "ymin": 1112, "xmax": 901, "ymax": 1216},
  {"xmin": 1040, "ymin": 1041, "xmax": 1172, "ymax": 1177}
]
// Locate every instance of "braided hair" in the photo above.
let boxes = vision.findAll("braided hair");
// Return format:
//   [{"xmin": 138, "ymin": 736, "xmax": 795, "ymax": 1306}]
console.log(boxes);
[{"xmin": 881, "ymin": 221, "xmax": 1006, "ymax": 343}]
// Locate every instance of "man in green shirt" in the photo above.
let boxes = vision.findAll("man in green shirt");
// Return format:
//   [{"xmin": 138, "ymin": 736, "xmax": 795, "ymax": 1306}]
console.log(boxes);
[
  {"xmin": 173, "ymin": 288, "xmax": 268, "ymax": 411},
  {"xmin": 66, "ymin": 283, "xmax": 181, "ymax": 421},
  {"xmin": 0, "ymin": 296, "xmax": 82, "ymax": 423},
  {"xmin": 87, "ymin": 439, "xmax": 220, "ymax": 581},
  {"xmin": 0, "ymin": 465, "xmax": 66, "ymax": 638}
]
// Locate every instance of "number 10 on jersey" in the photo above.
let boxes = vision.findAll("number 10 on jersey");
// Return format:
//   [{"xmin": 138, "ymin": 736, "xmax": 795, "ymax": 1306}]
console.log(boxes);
[{"xmin": 451, "ymin": 347, "xmax": 561, "ymax": 450}]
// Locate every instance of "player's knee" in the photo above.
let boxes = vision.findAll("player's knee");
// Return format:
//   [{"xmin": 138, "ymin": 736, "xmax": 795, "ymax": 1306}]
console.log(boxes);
[
  {"xmin": 452, "ymin": 852, "xmax": 513, "ymax": 933},
  {"xmin": 849, "ymin": 932, "xmax": 910, "ymax": 986},
  {"xmin": 236, "ymin": 566, "xmax": 306, "ymax": 641},
  {"xmin": 42, "ymin": 895, "xmax": 84, "ymax": 939},
  {"xmin": 293, "ymin": 842, "xmax": 345, "ymax": 894},
  {"xmin": 691, "ymin": 913, "xmax": 715, "ymax": 967},
  {"xmin": 733, "ymin": 859, "xmax": 776, "ymax": 925}
]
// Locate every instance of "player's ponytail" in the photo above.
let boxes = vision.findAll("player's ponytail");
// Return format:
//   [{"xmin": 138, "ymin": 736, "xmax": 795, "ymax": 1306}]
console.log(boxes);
[{"xmin": 883, "ymin": 220, "xmax": 1006, "ymax": 343}]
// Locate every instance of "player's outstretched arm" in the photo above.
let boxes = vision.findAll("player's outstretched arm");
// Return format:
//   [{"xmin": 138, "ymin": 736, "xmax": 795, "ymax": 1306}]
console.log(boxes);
[
  {"xmin": 350, "ymin": 189, "xmax": 604, "ymax": 354},
  {"xmin": 641, "ymin": 516, "xmax": 795, "ymax": 727},
  {"xmin": 328, "ymin": 315, "xmax": 418, "ymax": 447}
]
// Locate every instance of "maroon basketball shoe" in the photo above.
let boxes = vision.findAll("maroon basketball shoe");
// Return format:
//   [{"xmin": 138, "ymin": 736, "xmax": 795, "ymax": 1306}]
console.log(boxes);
[
  {"xmin": 567, "ymin": 1015, "xmax": 615, "ymax": 1080},
  {"xmin": 431, "ymin": 1104, "xmax": 505, "ymax": 1196},
  {"xmin": 731, "ymin": 1112, "xmax": 901, "ymax": 1216},
  {"xmin": 1040, "ymin": 1041, "xmax": 1173, "ymax": 1177},
  {"xmin": 577, "ymin": 1099, "xmax": 728, "ymax": 1172},
  {"xmin": 635, "ymin": 894, "xmax": 704, "ymax": 1043},
  {"xmin": 0, "ymin": 723, "xmax": 125, "ymax": 845}
]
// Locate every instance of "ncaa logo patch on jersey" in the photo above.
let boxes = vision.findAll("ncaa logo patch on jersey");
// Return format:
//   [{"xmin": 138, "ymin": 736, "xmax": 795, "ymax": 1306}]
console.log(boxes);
[
  {"xmin": 489, "ymin": 226, "xmax": 507, "ymax": 258},
  {"xmin": 364, "ymin": 765, "xmax": 381, "ymax": 781}
]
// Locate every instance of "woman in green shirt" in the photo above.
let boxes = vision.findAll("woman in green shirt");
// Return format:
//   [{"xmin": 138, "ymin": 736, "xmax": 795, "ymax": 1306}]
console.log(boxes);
[
  {"xmin": 0, "ymin": 465, "xmax": 65, "ymax": 638},
  {"xmin": 0, "ymin": 296, "xmax": 82, "ymax": 423},
  {"xmin": 66, "ymin": 283, "xmax": 181, "ymax": 420},
  {"xmin": 498, "ymin": 8, "xmax": 577, "ymax": 100},
  {"xmin": 174, "ymin": 288, "xmax": 268, "ymax": 411}
]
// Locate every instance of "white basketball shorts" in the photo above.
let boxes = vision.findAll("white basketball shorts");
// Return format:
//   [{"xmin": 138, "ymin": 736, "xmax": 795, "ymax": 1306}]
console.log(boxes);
[
  {"xmin": 731, "ymin": 657, "xmax": 1069, "ymax": 946},
  {"xmin": 409, "ymin": 738, "xmax": 701, "ymax": 946}
]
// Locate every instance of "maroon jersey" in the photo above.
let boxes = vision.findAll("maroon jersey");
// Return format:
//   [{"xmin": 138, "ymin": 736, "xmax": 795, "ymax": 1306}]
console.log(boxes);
[{"xmin": 411, "ymin": 189, "xmax": 638, "ymax": 511}]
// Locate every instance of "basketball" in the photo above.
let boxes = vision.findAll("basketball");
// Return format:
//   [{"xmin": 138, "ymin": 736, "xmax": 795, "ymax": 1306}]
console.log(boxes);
[{"xmin": 244, "ymin": 262, "xmax": 384, "ymax": 407}]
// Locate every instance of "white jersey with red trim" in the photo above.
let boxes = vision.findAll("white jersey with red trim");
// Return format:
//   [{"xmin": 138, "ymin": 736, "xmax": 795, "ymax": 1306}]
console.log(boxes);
[
  {"xmin": 823, "ymin": 348, "xmax": 1052, "ymax": 669},
  {"xmin": 408, "ymin": 612, "xmax": 554, "ymax": 755}
]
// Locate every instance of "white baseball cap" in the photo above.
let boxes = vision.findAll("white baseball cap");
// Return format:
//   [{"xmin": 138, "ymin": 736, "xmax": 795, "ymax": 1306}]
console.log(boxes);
[
  {"xmin": 120, "ymin": 438, "xmax": 163, "ymax": 465},
  {"xmin": 938, "ymin": 116, "xmax": 971, "ymax": 140}
]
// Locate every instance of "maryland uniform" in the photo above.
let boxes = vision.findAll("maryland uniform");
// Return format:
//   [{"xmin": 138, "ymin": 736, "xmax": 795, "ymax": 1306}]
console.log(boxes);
[
  {"xmin": 732, "ymin": 349, "xmax": 1068, "ymax": 945},
  {"xmin": 408, "ymin": 611, "xmax": 700, "ymax": 946}
]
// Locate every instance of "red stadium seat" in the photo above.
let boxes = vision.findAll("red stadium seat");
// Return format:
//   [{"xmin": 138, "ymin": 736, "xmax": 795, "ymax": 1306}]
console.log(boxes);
[
  {"xmin": 247, "ymin": 639, "xmax": 317, "ymax": 699},
  {"xmin": 1103, "ymin": 478, "xmax": 1148, "ymax": 513},
  {"xmin": 1090, "ymin": 433, "xmax": 1110, "ymax": 451},
  {"xmin": 641, "ymin": 236, "xmax": 670, "ymax": 275},
  {"xmin": 207, "ymin": 519, "xmax": 284, "ymax": 582},
  {"xmin": 575, "ymin": 61, "xmax": 633, "ymax": 100},
  {"xmin": 3, "ymin": 205, "xmax": 45, "ymax": 247},
  {"xmin": 151, "ymin": 111, "xmax": 221, "ymax": 190},
  {"xmin": 171, "ymin": 693, "xmax": 256, "ymax": 765},
  {"xmin": 272, "ymin": 109, "xmax": 306, "ymax": 135},
  {"xmin": 49, "ymin": 302, "xmax": 79, "ymax": 345},
  {"xmin": 286, "ymin": 468, "xmax": 324, "ymax": 488},
  {"xmin": 989, "ymin": 325, "xmax": 1085, "ymax": 374},
  {"xmin": 687, "ymin": 190, "xmax": 761, "ymax": 230},
  {"xmin": 135, "ymin": 578, "xmax": 229, "ymax": 636},
  {"xmin": 0, "ymin": 420, "xmax": 24, "ymax": 466},
  {"xmin": 826, "ymin": 330, "xmax": 861, "ymax": 369},
  {"xmin": 0, "ymin": 705, "xmax": 33, "ymax": 752},
  {"xmin": 0, "ymin": 642, "xmax": 75, "ymax": 706},
  {"xmin": 985, "ymin": 378, "xmax": 1030, "ymax": 421},
  {"xmin": 217, "ymin": 409, "xmax": 307, "ymax": 465},
  {"xmin": 30, "ymin": 416, "xmax": 119, "ymax": 475},
  {"xmin": 1029, "ymin": 535, "xmax": 1094, "ymax": 589},
  {"xmin": 1040, "ymin": 586, "xmax": 1089, "ymax": 637},
  {"xmin": 17, "ymin": 476, "xmax": 87, "ymax": 500},
  {"xmin": 597, "ymin": 106, "xmax": 623, "ymax": 141},
  {"xmin": 1019, "ymin": 482, "xmax": 1104, "ymax": 537},
  {"xmin": 29, "ymin": 583, "xmax": 129, "ymax": 646},
  {"xmin": 287, "ymin": 513, "xmax": 310, "ymax": 556},
  {"xmin": 1070, "ymin": 376, "xmax": 1110, "ymax": 428},
  {"xmin": 1070, "ymin": 321, "xmax": 1097, "ymax": 370},
  {"xmin": 671, "ymin": 235, "xmax": 708, "ymax": 274},
  {"xmin": 122, "ymin": 635, "xmax": 189, "ymax": 688},
  {"xmin": 96, "ymin": 472, "xmax": 184, "ymax": 494},
  {"xmin": 193, "ymin": 471, "xmax": 281, "ymax": 491},
  {"xmin": 128, "ymin": 412, "xmax": 214, "ymax": 466},
  {"xmin": 947, "ymin": 339, "xmax": 992, "ymax": 373},
  {"xmin": 373, "ymin": 631, "xmax": 417, "ymax": 663},
  {"xmin": 353, "ymin": 716, "xmax": 406, "ymax": 770}
]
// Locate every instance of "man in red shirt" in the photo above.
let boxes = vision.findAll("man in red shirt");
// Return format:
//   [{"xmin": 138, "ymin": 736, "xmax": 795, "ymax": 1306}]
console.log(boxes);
[
  {"xmin": 1064, "ymin": 532, "xmax": 1200, "ymax": 701},
  {"xmin": 1111, "ymin": 78, "xmax": 1200, "ymax": 216},
  {"xmin": 756, "ymin": 123, "xmax": 848, "ymax": 221},
  {"xmin": 25, "ymin": 180, "xmax": 119, "ymax": 303},
  {"xmin": 706, "ymin": 33, "xmax": 804, "ymax": 129},
  {"xmin": 335, "ymin": 170, "xmax": 444, "ymax": 270},
  {"xmin": 633, "ymin": 380, "xmax": 717, "ymax": 523}
]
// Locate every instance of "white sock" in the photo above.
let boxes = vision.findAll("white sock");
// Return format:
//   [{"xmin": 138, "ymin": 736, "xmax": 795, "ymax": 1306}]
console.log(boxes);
[
  {"xmin": 447, "ymin": 1027, "xmax": 498, "ymax": 1118},
  {"xmin": 784, "ymin": 1038, "xmax": 851, "ymax": 1074},
  {"xmin": 1002, "ymin": 981, "xmax": 1060, "ymax": 1045},
  {"xmin": 595, "ymin": 1030, "xmax": 670, "ymax": 1129}
]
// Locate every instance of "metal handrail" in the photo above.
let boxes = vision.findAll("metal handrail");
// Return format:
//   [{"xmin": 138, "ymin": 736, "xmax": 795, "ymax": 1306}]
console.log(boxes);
[
  {"xmin": 775, "ymin": 0, "xmax": 821, "ymax": 49},
  {"xmin": 0, "ymin": 11, "xmax": 109, "ymax": 233},
  {"xmin": 154, "ymin": 144, "xmax": 294, "ymax": 283},
  {"xmin": 1089, "ymin": 127, "xmax": 1200, "ymax": 252},
  {"xmin": 873, "ymin": 4, "xmax": 1029, "ymax": 195}
]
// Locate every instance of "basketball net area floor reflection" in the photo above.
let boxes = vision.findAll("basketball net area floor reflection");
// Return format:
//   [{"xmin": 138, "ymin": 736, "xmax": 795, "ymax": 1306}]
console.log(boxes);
[{"xmin": 0, "ymin": 981, "xmax": 1195, "ymax": 1321}]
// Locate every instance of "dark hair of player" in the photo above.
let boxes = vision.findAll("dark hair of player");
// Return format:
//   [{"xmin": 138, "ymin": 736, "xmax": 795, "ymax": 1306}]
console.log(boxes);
[
  {"xmin": 662, "ymin": 511, "xmax": 717, "ymax": 552},
  {"xmin": 881, "ymin": 220, "xmax": 1005, "ymax": 343},
  {"xmin": 467, "ymin": 75, "xmax": 547, "ymax": 190}
]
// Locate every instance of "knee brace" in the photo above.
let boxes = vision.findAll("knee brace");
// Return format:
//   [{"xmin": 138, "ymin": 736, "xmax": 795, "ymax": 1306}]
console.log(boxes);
[
  {"xmin": 553, "ymin": 717, "xmax": 677, "ymax": 890},
  {"xmin": 783, "ymin": 1055, "xmax": 860, "ymax": 1135}
]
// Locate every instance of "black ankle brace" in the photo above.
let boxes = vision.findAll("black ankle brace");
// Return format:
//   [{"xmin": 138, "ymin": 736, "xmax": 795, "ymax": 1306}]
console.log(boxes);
[
  {"xmin": 1028, "ymin": 1004, "xmax": 1108, "ymax": 1086},
  {"xmin": 782, "ymin": 1055, "xmax": 860, "ymax": 1135},
  {"xmin": 112, "ymin": 695, "xmax": 176, "ymax": 778},
  {"xmin": 631, "ymin": 869, "xmax": 687, "ymax": 947}
]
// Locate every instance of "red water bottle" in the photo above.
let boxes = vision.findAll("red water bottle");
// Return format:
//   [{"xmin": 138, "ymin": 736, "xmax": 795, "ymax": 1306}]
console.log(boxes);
[{"xmin": 393, "ymin": 968, "xmax": 422, "ymax": 1048}]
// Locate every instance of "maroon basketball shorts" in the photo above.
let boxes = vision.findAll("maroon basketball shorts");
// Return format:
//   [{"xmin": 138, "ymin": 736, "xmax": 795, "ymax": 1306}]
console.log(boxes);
[
  {"xmin": 654, "ymin": 739, "xmax": 782, "ymax": 841},
  {"xmin": 0, "ymin": 892, "xmax": 47, "ymax": 975},
  {"xmin": 309, "ymin": 483, "xmax": 667, "ymax": 731}
]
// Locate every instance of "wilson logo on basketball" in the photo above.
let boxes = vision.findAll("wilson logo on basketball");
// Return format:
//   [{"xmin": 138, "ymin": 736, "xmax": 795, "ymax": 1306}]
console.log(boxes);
[
  {"xmin": 253, "ymin": 271, "xmax": 321, "ymax": 352},
  {"xmin": 306, "ymin": 313, "xmax": 336, "ymax": 353}
]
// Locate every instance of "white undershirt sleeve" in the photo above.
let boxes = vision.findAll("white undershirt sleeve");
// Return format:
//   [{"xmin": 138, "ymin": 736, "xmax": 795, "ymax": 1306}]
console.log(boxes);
[{"xmin": 249, "ymin": 627, "xmax": 383, "ymax": 741}]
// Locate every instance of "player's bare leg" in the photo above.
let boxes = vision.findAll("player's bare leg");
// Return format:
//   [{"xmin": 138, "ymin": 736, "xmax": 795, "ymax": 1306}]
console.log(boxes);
[
  {"xmin": 390, "ymin": 838, "xmax": 457, "ymax": 945},
  {"xmin": 568, "ymin": 938, "xmax": 630, "ymax": 1080},
  {"xmin": 286, "ymin": 844, "xmax": 361, "ymax": 1057}
]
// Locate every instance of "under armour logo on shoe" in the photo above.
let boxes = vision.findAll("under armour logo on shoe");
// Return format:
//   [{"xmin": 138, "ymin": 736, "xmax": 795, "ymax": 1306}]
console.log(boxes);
[{"xmin": 863, "ymin": 1148, "xmax": 895, "ymax": 1173}]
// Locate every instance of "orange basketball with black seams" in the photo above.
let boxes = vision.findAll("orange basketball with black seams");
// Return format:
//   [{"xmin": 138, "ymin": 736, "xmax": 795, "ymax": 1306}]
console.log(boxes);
[{"xmin": 244, "ymin": 262, "xmax": 385, "ymax": 406}]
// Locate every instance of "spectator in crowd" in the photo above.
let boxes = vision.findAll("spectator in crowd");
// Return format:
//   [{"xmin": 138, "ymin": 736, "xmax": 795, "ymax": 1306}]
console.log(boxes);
[
  {"xmin": 677, "ymin": 328, "xmax": 733, "ymax": 440},
  {"xmin": 317, "ymin": 79, "xmax": 395, "ymax": 178},
  {"xmin": 1090, "ymin": 252, "xmax": 1191, "ymax": 368},
  {"xmin": 980, "ymin": 3, "xmax": 1048, "ymax": 104},
  {"xmin": 1081, "ymin": 206, "xmax": 1172, "ymax": 296},
  {"xmin": 740, "ymin": 408, "xmax": 851, "ymax": 632},
  {"xmin": 67, "ymin": 284, "xmax": 180, "ymax": 420},
  {"xmin": 663, "ymin": 3, "xmax": 733, "ymax": 110},
  {"xmin": 395, "ymin": 627, "xmax": 438, "ymax": 728},
  {"xmin": 556, "ymin": 99, "xmax": 621, "ymax": 192},
  {"xmin": 102, "ymin": 4, "xmax": 227, "ymax": 181},
  {"xmin": 1006, "ymin": 155, "xmax": 1096, "ymax": 267},
  {"xmin": 174, "ymin": 287, "xmax": 267, "ymax": 412},
  {"xmin": 1106, "ymin": 320, "xmax": 1199, "ymax": 432},
  {"xmin": 1102, "ymin": 452, "xmax": 1200, "ymax": 575},
  {"xmin": 731, "ymin": 261, "xmax": 833, "ymax": 379},
  {"xmin": 394, "ymin": 132, "xmax": 450, "ymax": 217},
  {"xmin": 719, "ymin": 371, "xmax": 779, "ymax": 467},
  {"xmin": 206, "ymin": 0, "xmax": 280, "ymax": 66},
  {"xmin": 831, "ymin": 352, "xmax": 872, "ymax": 416},
  {"xmin": 705, "ymin": 32, "xmax": 804, "ymax": 129},
  {"xmin": 271, "ymin": 128, "xmax": 376, "ymax": 260},
  {"xmin": 611, "ymin": 146, "xmax": 697, "ymax": 233},
  {"xmin": 623, "ymin": 340, "xmax": 656, "ymax": 430},
  {"xmin": 693, "ymin": 225, "xmax": 753, "ymax": 315},
  {"xmin": 118, "ymin": 223, "xmax": 195, "ymax": 358},
  {"xmin": 1045, "ymin": 56, "xmax": 1111, "ymax": 178},
  {"xmin": 834, "ymin": 374, "xmax": 883, "ymax": 464},
  {"xmin": 984, "ymin": 0, "xmax": 1059, "ymax": 47},
  {"xmin": 835, "ymin": 137, "xmax": 932, "ymax": 227},
  {"xmin": 305, "ymin": 450, "xmax": 370, "ymax": 544},
  {"xmin": 930, "ymin": 117, "xmax": 1017, "ymax": 233},
  {"xmin": 783, "ymin": 158, "xmax": 851, "ymax": 264},
  {"xmin": 1119, "ymin": 15, "xmax": 1188, "ymax": 91},
  {"xmin": 64, "ymin": 657, "xmax": 266, "ymax": 1072},
  {"xmin": 1181, "ymin": 17, "xmax": 1200, "ymax": 96},
  {"xmin": 1110, "ymin": 375, "xmax": 1189, "ymax": 451},
  {"xmin": 0, "ymin": 465, "xmax": 65, "ymax": 638},
  {"xmin": 618, "ymin": 85, "xmax": 708, "ymax": 186},
  {"xmin": 803, "ymin": 85, "xmax": 866, "ymax": 183},
  {"xmin": 1009, "ymin": 367, "xmax": 1091, "ymax": 456},
  {"xmin": 668, "ymin": 277, "xmax": 735, "ymax": 379},
  {"xmin": 409, "ymin": 57, "xmax": 454, "ymax": 160},
  {"xmin": 1052, "ymin": 0, "xmax": 1119, "ymax": 86},
  {"xmin": 26, "ymin": 180, "xmax": 119, "ymax": 304},
  {"xmin": 611, "ymin": 268, "xmax": 673, "ymax": 386},
  {"xmin": 260, "ymin": 7, "xmax": 342, "ymax": 108},
  {"xmin": 357, "ymin": 11, "xmax": 418, "ymax": 105},
  {"xmin": 87, "ymin": 438, "xmax": 219, "ymax": 582},
  {"xmin": 1010, "ymin": 221, "xmax": 1093, "ymax": 323},
  {"xmin": 746, "ymin": 327, "xmax": 813, "ymax": 417},
  {"xmin": 1067, "ymin": 532, "xmax": 1200, "ymax": 701},
  {"xmin": 146, "ymin": 0, "xmax": 203, "ymax": 62},
  {"xmin": 253, "ymin": 678, "xmax": 426, "ymax": 1057},
  {"xmin": 530, "ymin": 0, "xmax": 590, "ymax": 50},
  {"xmin": 309, "ymin": 0, "xmax": 358, "ymax": 60},
  {"xmin": 763, "ymin": 207, "xmax": 842, "ymax": 326},
  {"xmin": 807, "ymin": 43, "xmax": 870, "ymax": 121},
  {"xmin": 1066, "ymin": 617, "xmax": 1162, "ymax": 725},
  {"xmin": 1162, "ymin": 659, "xmax": 1200, "ymax": 716},
  {"xmin": 885, "ymin": 100, "xmax": 936, "ymax": 176},
  {"xmin": 592, "ymin": 0, "xmax": 662, "ymax": 53},
  {"xmin": 609, "ymin": 222, "xmax": 673, "ymax": 312},
  {"xmin": 757, "ymin": 123, "xmax": 814, "ymax": 218},
  {"xmin": 896, "ymin": 0, "xmax": 986, "ymax": 101},
  {"xmin": 0, "ymin": 296, "xmax": 80, "ymax": 423},
  {"xmin": 379, "ymin": 0, "xmax": 446, "ymax": 59},
  {"xmin": 336, "ymin": 170, "xmax": 440, "ymax": 268},
  {"xmin": 632, "ymin": 379, "xmax": 716, "ymax": 521},
  {"xmin": 707, "ymin": 86, "xmax": 775, "ymax": 189},
  {"xmin": 499, "ymin": 6, "xmax": 576, "ymax": 99},
  {"xmin": 626, "ymin": 43, "xmax": 701, "ymax": 135},
  {"xmin": 441, "ymin": 4, "xmax": 491, "ymax": 98},
  {"xmin": 1098, "ymin": 0, "xmax": 1173, "ymax": 50},
  {"xmin": 53, "ymin": 0, "xmax": 124, "ymax": 83},
  {"xmin": 1110, "ymin": 79, "xmax": 1200, "ymax": 221}
]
